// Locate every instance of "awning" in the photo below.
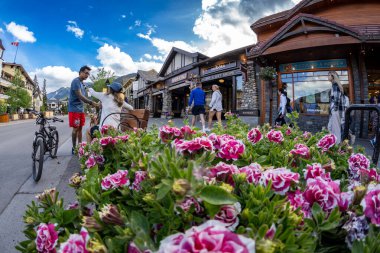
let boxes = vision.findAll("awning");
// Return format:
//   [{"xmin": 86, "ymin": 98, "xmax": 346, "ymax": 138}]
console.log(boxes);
[
  {"xmin": 168, "ymin": 82, "xmax": 189, "ymax": 91},
  {"xmin": 0, "ymin": 78, "xmax": 12, "ymax": 88},
  {"xmin": 152, "ymin": 90, "xmax": 163, "ymax": 96}
]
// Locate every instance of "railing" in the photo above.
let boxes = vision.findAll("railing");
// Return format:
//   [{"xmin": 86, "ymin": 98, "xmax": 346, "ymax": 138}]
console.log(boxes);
[{"xmin": 342, "ymin": 104, "xmax": 380, "ymax": 165}]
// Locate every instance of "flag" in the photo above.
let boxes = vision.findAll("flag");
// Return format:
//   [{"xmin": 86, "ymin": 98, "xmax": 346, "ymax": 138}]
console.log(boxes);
[{"xmin": 11, "ymin": 41, "xmax": 19, "ymax": 46}]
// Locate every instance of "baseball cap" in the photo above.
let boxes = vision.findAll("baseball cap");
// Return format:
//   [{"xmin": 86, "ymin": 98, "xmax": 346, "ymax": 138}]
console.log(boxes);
[{"xmin": 107, "ymin": 82, "xmax": 123, "ymax": 92}]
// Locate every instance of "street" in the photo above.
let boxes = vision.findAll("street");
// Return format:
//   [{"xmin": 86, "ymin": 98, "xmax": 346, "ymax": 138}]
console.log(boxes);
[{"xmin": 0, "ymin": 116, "xmax": 71, "ymax": 214}]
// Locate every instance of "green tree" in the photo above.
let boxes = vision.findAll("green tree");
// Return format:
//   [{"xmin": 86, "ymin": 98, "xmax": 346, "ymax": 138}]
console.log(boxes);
[
  {"xmin": 90, "ymin": 68, "xmax": 115, "ymax": 92},
  {"xmin": 5, "ymin": 69, "xmax": 32, "ymax": 113}
]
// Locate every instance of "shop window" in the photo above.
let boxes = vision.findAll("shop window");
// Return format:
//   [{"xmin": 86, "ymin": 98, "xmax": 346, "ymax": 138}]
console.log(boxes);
[
  {"xmin": 236, "ymin": 75, "xmax": 243, "ymax": 110},
  {"xmin": 281, "ymin": 70, "xmax": 349, "ymax": 115}
]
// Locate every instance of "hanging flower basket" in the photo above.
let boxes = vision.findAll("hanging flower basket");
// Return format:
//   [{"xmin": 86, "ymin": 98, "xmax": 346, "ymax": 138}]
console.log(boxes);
[{"xmin": 259, "ymin": 66, "xmax": 277, "ymax": 81}]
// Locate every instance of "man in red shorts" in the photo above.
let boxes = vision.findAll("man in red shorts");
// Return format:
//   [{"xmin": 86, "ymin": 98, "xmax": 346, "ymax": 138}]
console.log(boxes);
[{"xmin": 68, "ymin": 66, "xmax": 98, "ymax": 154}]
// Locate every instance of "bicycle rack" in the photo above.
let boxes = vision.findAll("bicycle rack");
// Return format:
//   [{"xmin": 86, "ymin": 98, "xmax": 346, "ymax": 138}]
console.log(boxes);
[{"xmin": 342, "ymin": 104, "xmax": 380, "ymax": 165}]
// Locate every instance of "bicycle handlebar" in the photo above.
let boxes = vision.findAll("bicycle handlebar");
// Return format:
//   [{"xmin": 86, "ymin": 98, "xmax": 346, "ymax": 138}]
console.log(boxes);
[{"xmin": 31, "ymin": 111, "xmax": 64, "ymax": 123}]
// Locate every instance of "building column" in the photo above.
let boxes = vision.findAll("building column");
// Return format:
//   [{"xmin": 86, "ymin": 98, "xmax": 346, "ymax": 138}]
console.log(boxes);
[
  {"xmin": 240, "ymin": 60, "xmax": 259, "ymax": 125},
  {"xmin": 161, "ymin": 87, "xmax": 172, "ymax": 118}
]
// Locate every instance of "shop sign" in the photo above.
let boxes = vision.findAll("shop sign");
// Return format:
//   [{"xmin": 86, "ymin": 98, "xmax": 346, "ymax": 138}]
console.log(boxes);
[
  {"xmin": 280, "ymin": 59, "xmax": 347, "ymax": 72},
  {"xmin": 201, "ymin": 70, "xmax": 241, "ymax": 82},
  {"xmin": 171, "ymin": 73, "xmax": 188, "ymax": 84},
  {"xmin": 203, "ymin": 61, "xmax": 237, "ymax": 75}
]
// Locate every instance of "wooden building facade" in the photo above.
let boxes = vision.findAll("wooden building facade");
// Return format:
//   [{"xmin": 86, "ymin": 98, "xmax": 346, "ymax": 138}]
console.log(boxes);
[{"xmin": 249, "ymin": 0, "xmax": 380, "ymax": 135}]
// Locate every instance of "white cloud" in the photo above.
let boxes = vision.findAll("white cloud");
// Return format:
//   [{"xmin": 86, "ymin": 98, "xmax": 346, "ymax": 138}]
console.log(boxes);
[
  {"xmin": 5, "ymin": 22, "xmax": 36, "ymax": 43},
  {"xmin": 96, "ymin": 43, "xmax": 162, "ymax": 75},
  {"xmin": 66, "ymin": 20, "xmax": 84, "ymax": 39},
  {"xmin": 144, "ymin": 53, "xmax": 152, "ymax": 60},
  {"xmin": 135, "ymin": 20, "xmax": 141, "ymax": 26},
  {"xmin": 0, "ymin": 28, "xmax": 3, "ymax": 33},
  {"xmin": 121, "ymin": 14, "xmax": 126, "ymax": 19},
  {"xmin": 30, "ymin": 66, "xmax": 78, "ymax": 93}
]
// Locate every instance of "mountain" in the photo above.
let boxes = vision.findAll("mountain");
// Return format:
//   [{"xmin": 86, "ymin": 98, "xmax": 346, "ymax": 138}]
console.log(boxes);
[{"xmin": 47, "ymin": 87, "xmax": 70, "ymax": 100}]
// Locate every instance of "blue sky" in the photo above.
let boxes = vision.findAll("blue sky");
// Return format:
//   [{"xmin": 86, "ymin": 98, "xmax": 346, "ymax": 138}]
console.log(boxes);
[{"xmin": 0, "ymin": 0, "xmax": 300, "ymax": 92}]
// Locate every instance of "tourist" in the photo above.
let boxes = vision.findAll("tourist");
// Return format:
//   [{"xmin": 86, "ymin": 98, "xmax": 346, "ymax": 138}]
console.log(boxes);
[
  {"xmin": 68, "ymin": 66, "xmax": 98, "ymax": 154},
  {"xmin": 86, "ymin": 82, "xmax": 133, "ymax": 142},
  {"xmin": 327, "ymin": 71, "xmax": 345, "ymax": 144},
  {"xmin": 188, "ymin": 82, "xmax": 207, "ymax": 132},
  {"xmin": 275, "ymin": 88, "xmax": 287, "ymax": 126},
  {"xmin": 208, "ymin": 84, "xmax": 223, "ymax": 129}
]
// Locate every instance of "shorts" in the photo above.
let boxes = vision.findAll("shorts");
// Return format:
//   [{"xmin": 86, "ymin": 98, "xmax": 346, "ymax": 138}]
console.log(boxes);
[
  {"xmin": 192, "ymin": 105, "xmax": 205, "ymax": 116},
  {"xmin": 90, "ymin": 125, "xmax": 99, "ymax": 138},
  {"xmin": 69, "ymin": 112, "xmax": 85, "ymax": 128}
]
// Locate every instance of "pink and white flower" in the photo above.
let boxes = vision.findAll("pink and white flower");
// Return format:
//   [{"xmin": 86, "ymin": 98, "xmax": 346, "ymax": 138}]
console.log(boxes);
[
  {"xmin": 303, "ymin": 177, "xmax": 341, "ymax": 213},
  {"xmin": 214, "ymin": 202, "xmax": 242, "ymax": 231},
  {"xmin": 173, "ymin": 137, "xmax": 214, "ymax": 155},
  {"xmin": 177, "ymin": 197, "xmax": 203, "ymax": 214},
  {"xmin": 208, "ymin": 134, "xmax": 236, "ymax": 150},
  {"xmin": 131, "ymin": 171, "xmax": 148, "ymax": 191},
  {"xmin": 239, "ymin": 163, "xmax": 262, "ymax": 184},
  {"xmin": 99, "ymin": 136, "xmax": 116, "ymax": 146},
  {"xmin": 247, "ymin": 128, "xmax": 263, "ymax": 144},
  {"xmin": 100, "ymin": 125, "xmax": 113, "ymax": 135},
  {"xmin": 115, "ymin": 135, "xmax": 130, "ymax": 142},
  {"xmin": 94, "ymin": 155, "xmax": 105, "ymax": 165},
  {"xmin": 361, "ymin": 184, "xmax": 380, "ymax": 226},
  {"xmin": 208, "ymin": 162, "xmax": 239, "ymax": 186},
  {"xmin": 287, "ymin": 190, "xmax": 309, "ymax": 216},
  {"xmin": 159, "ymin": 125, "xmax": 183, "ymax": 143},
  {"xmin": 180, "ymin": 125, "xmax": 196, "ymax": 137},
  {"xmin": 265, "ymin": 224, "xmax": 276, "ymax": 240},
  {"xmin": 302, "ymin": 131, "xmax": 312, "ymax": 139},
  {"xmin": 260, "ymin": 168, "xmax": 300, "ymax": 195},
  {"xmin": 35, "ymin": 223, "xmax": 58, "ymax": 253},
  {"xmin": 157, "ymin": 220, "xmax": 255, "ymax": 253},
  {"xmin": 303, "ymin": 163, "xmax": 331, "ymax": 181},
  {"xmin": 285, "ymin": 128, "xmax": 292, "ymax": 136},
  {"xmin": 217, "ymin": 139, "xmax": 245, "ymax": 160},
  {"xmin": 348, "ymin": 153, "xmax": 370, "ymax": 180},
  {"xmin": 338, "ymin": 191, "xmax": 354, "ymax": 212},
  {"xmin": 85, "ymin": 156, "xmax": 96, "ymax": 169},
  {"xmin": 290, "ymin": 144, "xmax": 310, "ymax": 159},
  {"xmin": 267, "ymin": 130, "xmax": 284, "ymax": 144},
  {"xmin": 101, "ymin": 170, "xmax": 130, "ymax": 190},
  {"xmin": 317, "ymin": 134, "xmax": 336, "ymax": 151},
  {"xmin": 59, "ymin": 228, "xmax": 89, "ymax": 253}
]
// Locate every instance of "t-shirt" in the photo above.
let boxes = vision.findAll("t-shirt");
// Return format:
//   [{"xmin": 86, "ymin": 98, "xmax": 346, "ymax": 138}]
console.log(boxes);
[
  {"xmin": 88, "ymin": 88, "xmax": 133, "ymax": 128},
  {"xmin": 188, "ymin": 87, "xmax": 205, "ymax": 106},
  {"xmin": 68, "ymin": 77, "xmax": 86, "ymax": 112}
]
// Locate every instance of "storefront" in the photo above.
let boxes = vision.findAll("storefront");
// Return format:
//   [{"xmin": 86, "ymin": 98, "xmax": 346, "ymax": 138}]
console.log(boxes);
[{"xmin": 249, "ymin": 0, "xmax": 380, "ymax": 135}]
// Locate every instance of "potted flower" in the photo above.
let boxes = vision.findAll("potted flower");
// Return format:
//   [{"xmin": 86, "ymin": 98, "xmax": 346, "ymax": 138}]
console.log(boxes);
[{"xmin": 0, "ymin": 102, "xmax": 9, "ymax": 123}]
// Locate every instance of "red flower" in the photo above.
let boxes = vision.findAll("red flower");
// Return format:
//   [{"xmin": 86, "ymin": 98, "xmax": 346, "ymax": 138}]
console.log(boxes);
[{"xmin": 247, "ymin": 128, "xmax": 263, "ymax": 144}]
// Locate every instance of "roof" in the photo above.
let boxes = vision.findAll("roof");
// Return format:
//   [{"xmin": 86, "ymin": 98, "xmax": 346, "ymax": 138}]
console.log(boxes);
[
  {"xmin": 250, "ymin": 13, "xmax": 364, "ymax": 56},
  {"xmin": 195, "ymin": 44, "xmax": 253, "ymax": 66},
  {"xmin": 158, "ymin": 47, "xmax": 209, "ymax": 77},
  {"xmin": 136, "ymin": 69, "xmax": 158, "ymax": 83},
  {"xmin": 0, "ymin": 39, "xmax": 4, "ymax": 51},
  {"xmin": 114, "ymin": 73, "xmax": 137, "ymax": 84},
  {"xmin": 2, "ymin": 62, "xmax": 35, "ymax": 85}
]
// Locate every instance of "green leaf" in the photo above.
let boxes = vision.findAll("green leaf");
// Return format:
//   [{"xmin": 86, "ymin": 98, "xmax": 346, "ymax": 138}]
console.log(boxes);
[
  {"xmin": 156, "ymin": 184, "xmax": 172, "ymax": 200},
  {"xmin": 199, "ymin": 185, "xmax": 237, "ymax": 205},
  {"xmin": 351, "ymin": 240, "xmax": 364, "ymax": 253},
  {"xmin": 203, "ymin": 202, "xmax": 221, "ymax": 218},
  {"xmin": 131, "ymin": 211, "xmax": 149, "ymax": 234},
  {"xmin": 62, "ymin": 209, "xmax": 79, "ymax": 225}
]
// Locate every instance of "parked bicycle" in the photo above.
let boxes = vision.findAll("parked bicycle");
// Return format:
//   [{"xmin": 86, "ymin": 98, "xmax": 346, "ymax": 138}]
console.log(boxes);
[{"xmin": 31, "ymin": 111, "xmax": 64, "ymax": 182}]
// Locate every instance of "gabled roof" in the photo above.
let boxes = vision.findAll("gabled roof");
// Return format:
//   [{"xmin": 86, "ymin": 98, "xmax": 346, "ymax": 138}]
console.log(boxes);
[
  {"xmin": 251, "ymin": 13, "xmax": 362, "ymax": 56},
  {"xmin": 2, "ymin": 62, "xmax": 35, "ymax": 85},
  {"xmin": 158, "ymin": 47, "xmax": 209, "ymax": 77},
  {"xmin": 251, "ymin": 0, "xmax": 357, "ymax": 32},
  {"xmin": 136, "ymin": 69, "xmax": 158, "ymax": 83},
  {"xmin": 114, "ymin": 73, "xmax": 137, "ymax": 84},
  {"xmin": 195, "ymin": 45, "xmax": 253, "ymax": 66}
]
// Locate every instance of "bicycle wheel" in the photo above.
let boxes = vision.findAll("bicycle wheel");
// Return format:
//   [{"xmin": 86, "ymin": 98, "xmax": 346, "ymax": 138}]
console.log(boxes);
[
  {"xmin": 49, "ymin": 130, "xmax": 59, "ymax": 158},
  {"xmin": 32, "ymin": 138, "xmax": 45, "ymax": 182}
]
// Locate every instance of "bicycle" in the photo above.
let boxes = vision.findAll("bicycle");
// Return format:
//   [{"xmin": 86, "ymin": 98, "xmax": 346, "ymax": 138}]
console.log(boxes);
[{"xmin": 31, "ymin": 111, "xmax": 64, "ymax": 182}]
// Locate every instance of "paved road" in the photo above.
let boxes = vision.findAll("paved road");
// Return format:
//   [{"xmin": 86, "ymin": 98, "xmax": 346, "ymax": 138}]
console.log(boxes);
[{"xmin": 0, "ymin": 116, "xmax": 71, "ymax": 214}]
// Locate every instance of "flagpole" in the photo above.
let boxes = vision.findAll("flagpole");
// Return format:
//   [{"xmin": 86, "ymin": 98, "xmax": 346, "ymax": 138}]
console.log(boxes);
[{"xmin": 13, "ymin": 44, "xmax": 19, "ymax": 63}]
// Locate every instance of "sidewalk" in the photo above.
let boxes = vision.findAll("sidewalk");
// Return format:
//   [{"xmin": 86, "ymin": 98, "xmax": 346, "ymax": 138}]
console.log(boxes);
[{"xmin": 0, "ymin": 133, "xmax": 79, "ymax": 253}]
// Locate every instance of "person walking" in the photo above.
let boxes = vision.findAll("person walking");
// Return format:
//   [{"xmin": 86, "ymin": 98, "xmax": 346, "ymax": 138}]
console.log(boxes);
[
  {"xmin": 68, "ymin": 66, "xmax": 98, "ymax": 154},
  {"xmin": 327, "ymin": 71, "xmax": 345, "ymax": 144},
  {"xmin": 275, "ymin": 88, "xmax": 287, "ymax": 126},
  {"xmin": 208, "ymin": 84, "xmax": 223, "ymax": 129},
  {"xmin": 188, "ymin": 82, "xmax": 207, "ymax": 132},
  {"xmin": 85, "ymin": 82, "xmax": 134, "ymax": 142}
]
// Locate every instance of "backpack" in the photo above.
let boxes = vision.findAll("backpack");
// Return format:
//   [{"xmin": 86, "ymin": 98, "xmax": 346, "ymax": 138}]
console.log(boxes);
[{"xmin": 286, "ymin": 97, "xmax": 293, "ymax": 113}]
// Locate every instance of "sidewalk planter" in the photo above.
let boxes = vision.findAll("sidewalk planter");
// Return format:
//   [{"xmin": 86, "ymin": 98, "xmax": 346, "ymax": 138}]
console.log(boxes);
[
  {"xmin": 17, "ymin": 114, "xmax": 380, "ymax": 253},
  {"xmin": 23, "ymin": 113, "xmax": 29, "ymax": 119},
  {"xmin": 11, "ymin": 114, "xmax": 19, "ymax": 120},
  {"xmin": 0, "ymin": 113, "xmax": 9, "ymax": 123}
]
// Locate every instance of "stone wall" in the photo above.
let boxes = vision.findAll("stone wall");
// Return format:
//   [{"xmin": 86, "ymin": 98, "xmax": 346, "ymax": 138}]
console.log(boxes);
[
  {"xmin": 240, "ymin": 60, "xmax": 259, "ymax": 112},
  {"xmin": 161, "ymin": 88, "xmax": 172, "ymax": 118}
]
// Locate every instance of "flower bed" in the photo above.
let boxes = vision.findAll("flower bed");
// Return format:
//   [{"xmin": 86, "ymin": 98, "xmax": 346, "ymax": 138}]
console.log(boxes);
[{"xmin": 17, "ymin": 117, "xmax": 380, "ymax": 253}]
